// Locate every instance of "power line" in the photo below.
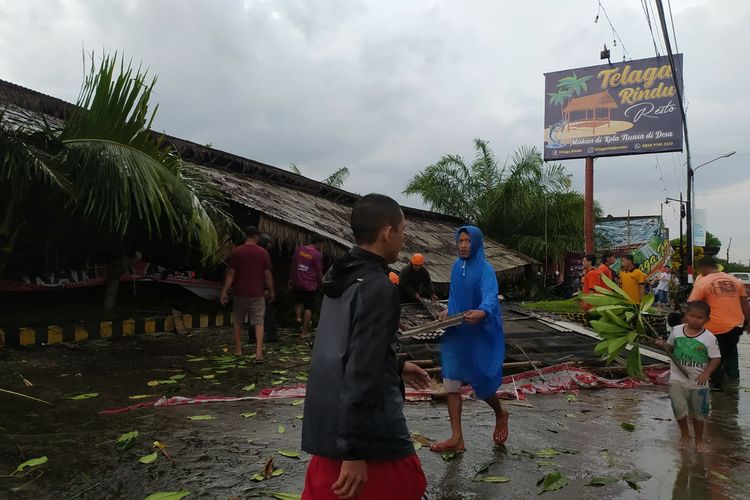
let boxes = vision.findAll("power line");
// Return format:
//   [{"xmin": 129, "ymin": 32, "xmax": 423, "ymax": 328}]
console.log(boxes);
[
  {"xmin": 596, "ymin": 1, "xmax": 633, "ymax": 61},
  {"xmin": 648, "ymin": 0, "xmax": 667, "ymax": 55},
  {"xmin": 641, "ymin": 0, "xmax": 660, "ymax": 56},
  {"xmin": 666, "ymin": 0, "xmax": 680, "ymax": 54}
]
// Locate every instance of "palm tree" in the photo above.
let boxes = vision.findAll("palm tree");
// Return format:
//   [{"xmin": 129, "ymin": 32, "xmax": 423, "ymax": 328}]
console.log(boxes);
[
  {"xmin": 289, "ymin": 163, "xmax": 350, "ymax": 189},
  {"xmin": 404, "ymin": 140, "xmax": 594, "ymax": 266},
  {"xmin": 0, "ymin": 53, "xmax": 231, "ymax": 308}
]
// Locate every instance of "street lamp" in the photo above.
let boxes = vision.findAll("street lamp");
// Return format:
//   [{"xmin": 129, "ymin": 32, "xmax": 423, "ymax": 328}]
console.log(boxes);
[{"xmin": 688, "ymin": 151, "xmax": 736, "ymax": 278}]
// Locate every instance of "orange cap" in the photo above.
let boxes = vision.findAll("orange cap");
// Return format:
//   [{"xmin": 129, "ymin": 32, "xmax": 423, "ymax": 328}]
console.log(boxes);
[
  {"xmin": 388, "ymin": 272, "xmax": 400, "ymax": 285},
  {"xmin": 411, "ymin": 253, "xmax": 425, "ymax": 266}
]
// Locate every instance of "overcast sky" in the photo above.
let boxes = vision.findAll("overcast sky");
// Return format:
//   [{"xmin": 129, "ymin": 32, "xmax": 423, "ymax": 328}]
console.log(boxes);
[{"xmin": 2, "ymin": 1, "xmax": 749, "ymax": 260}]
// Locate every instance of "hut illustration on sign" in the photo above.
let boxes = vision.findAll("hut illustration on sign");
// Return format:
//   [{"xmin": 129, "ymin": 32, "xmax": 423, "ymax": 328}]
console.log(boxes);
[
  {"xmin": 562, "ymin": 91, "xmax": 617, "ymax": 135},
  {"xmin": 545, "ymin": 72, "xmax": 634, "ymax": 146}
]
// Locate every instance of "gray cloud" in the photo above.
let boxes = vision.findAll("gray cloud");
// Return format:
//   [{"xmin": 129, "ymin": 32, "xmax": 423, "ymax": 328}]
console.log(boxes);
[{"xmin": 1, "ymin": 0, "xmax": 748, "ymax": 258}]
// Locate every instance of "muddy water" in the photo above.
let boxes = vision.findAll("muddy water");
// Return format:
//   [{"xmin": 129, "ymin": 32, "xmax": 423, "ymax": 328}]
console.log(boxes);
[{"xmin": 1, "ymin": 330, "xmax": 748, "ymax": 499}]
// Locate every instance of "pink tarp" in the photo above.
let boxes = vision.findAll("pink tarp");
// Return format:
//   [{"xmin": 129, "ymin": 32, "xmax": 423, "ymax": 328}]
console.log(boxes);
[{"xmin": 99, "ymin": 364, "xmax": 669, "ymax": 415}]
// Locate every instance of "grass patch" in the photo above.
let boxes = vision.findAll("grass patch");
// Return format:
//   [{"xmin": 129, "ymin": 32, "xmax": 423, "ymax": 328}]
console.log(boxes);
[{"xmin": 522, "ymin": 298, "xmax": 581, "ymax": 314}]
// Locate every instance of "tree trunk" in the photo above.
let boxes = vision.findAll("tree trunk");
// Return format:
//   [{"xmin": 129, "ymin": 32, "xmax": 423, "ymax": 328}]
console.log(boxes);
[{"xmin": 103, "ymin": 256, "xmax": 126, "ymax": 310}]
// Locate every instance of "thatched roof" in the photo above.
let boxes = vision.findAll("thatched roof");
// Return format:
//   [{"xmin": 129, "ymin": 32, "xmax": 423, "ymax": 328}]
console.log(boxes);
[
  {"xmin": 0, "ymin": 79, "xmax": 538, "ymax": 282},
  {"xmin": 562, "ymin": 91, "xmax": 618, "ymax": 112}
]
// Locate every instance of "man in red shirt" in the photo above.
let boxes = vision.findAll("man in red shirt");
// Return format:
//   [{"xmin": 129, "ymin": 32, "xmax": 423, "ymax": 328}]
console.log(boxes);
[
  {"xmin": 289, "ymin": 234, "xmax": 324, "ymax": 338},
  {"xmin": 598, "ymin": 252, "xmax": 615, "ymax": 287},
  {"xmin": 581, "ymin": 254, "xmax": 601, "ymax": 311},
  {"xmin": 221, "ymin": 226, "xmax": 274, "ymax": 360}
]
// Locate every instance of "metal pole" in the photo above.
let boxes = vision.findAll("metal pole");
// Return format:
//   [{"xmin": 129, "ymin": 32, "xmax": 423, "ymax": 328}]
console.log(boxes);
[
  {"xmin": 679, "ymin": 192, "xmax": 685, "ymax": 285},
  {"xmin": 687, "ymin": 169, "xmax": 694, "ymax": 282},
  {"xmin": 584, "ymin": 157, "xmax": 594, "ymax": 254}
]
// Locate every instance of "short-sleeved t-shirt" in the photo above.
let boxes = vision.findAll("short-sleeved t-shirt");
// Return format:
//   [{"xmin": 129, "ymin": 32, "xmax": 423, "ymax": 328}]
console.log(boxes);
[
  {"xmin": 292, "ymin": 245, "xmax": 323, "ymax": 292},
  {"xmin": 598, "ymin": 264, "xmax": 613, "ymax": 289},
  {"xmin": 688, "ymin": 272, "xmax": 747, "ymax": 334},
  {"xmin": 619, "ymin": 268, "xmax": 646, "ymax": 303},
  {"xmin": 227, "ymin": 243, "xmax": 271, "ymax": 298},
  {"xmin": 656, "ymin": 271, "xmax": 671, "ymax": 291},
  {"xmin": 667, "ymin": 324, "xmax": 721, "ymax": 389},
  {"xmin": 582, "ymin": 268, "xmax": 602, "ymax": 294}
]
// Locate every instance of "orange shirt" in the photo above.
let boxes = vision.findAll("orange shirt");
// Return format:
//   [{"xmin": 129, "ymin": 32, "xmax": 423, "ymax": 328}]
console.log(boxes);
[
  {"xmin": 688, "ymin": 272, "xmax": 747, "ymax": 334},
  {"xmin": 619, "ymin": 268, "xmax": 646, "ymax": 304},
  {"xmin": 598, "ymin": 264, "xmax": 613, "ymax": 288},
  {"xmin": 582, "ymin": 268, "xmax": 602, "ymax": 294}
]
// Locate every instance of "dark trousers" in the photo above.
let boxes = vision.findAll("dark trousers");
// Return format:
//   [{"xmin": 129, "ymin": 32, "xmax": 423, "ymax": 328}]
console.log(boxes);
[{"xmin": 711, "ymin": 327, "xmax": 743, "ymax": 387}]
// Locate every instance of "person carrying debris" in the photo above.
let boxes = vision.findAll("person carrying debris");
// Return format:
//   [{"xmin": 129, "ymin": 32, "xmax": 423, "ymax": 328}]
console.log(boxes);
[
  {"xmin": 220, "ymin": 226, "xmax": 274, "ymax": 361},
  {"xmin": 688, "ymin": 256, "xmax": 750, "ymax": 391},
  {"xmin": 289, "ymin": 234, "xmax": 324, "ymax": 338},
  {"xmin": 399, "ymin": 253, "xmax": 438, "ymax": 303},
  {"xmin": 430, "ymin": 226, "xmax": 508, "ymax": 453},
  {"xmin": 301, "ymin": 194, "xmax": 430, "ymax": 500}
]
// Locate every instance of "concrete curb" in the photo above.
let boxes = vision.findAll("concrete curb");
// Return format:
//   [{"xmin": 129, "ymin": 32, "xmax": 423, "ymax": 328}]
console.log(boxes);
[{"xmin": 0, "ymin": 312, "xmax": 231, "ymax": 348}]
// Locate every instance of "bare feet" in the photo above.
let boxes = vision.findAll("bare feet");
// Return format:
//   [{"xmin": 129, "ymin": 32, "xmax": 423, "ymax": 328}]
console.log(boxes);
[
  {"xmin": 430, "ymin": 439, "xmax": 466, "ymax": 452},
  {"xmin": 493, "ymin": 408, "xmax": 509, "ymax": 445},
  {"xmin": 679, "ymin": 436, "xmax": 690, "ymax": 450},
  {"xmin": 234, "ymin": 347, "xmax": 242, "ymax": 356}
]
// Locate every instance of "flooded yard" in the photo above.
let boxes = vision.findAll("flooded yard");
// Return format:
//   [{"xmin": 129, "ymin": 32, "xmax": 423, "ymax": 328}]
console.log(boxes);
[{"xmin": 1, "ymin": 329, "xmax": 748, "ymax": 499}]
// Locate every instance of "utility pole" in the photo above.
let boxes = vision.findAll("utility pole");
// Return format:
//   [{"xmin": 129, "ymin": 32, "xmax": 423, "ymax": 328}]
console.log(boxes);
[
  {"xmin": 584, "ymin": 157, "xmax": 594, "ymax": 254},
  {"xmin": 679, "ymin": 193, "xmax": 685, "ymax": 284},
  {"xmin": 727, "ymin": 237, "xmax": 732, "ymax": 264}
]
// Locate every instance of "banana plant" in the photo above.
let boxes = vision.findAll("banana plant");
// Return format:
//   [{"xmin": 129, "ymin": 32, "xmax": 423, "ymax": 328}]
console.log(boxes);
[{"xmin": 580, "ymin": 275, "xmax": 663, "ymax": 379}]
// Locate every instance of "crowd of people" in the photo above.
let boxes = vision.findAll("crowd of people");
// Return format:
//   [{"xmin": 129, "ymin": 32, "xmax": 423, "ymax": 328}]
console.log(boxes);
[{"xmin": 218, "ymin": 205, "xmax": 746, "ymax": 498}]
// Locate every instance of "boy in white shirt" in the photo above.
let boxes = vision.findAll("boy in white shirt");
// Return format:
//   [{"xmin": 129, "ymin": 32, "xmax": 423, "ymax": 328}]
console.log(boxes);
[{"xmin": 657, "ymin": 300, "xmax": 721, "ymax": 452}]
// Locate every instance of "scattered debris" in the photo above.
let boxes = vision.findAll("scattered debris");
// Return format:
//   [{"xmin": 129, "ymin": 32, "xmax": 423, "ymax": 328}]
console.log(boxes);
[
  {"xmin": 11, "ymin": 456, "xmax": 47, "ymax": 475},
  {"xmin": 187, "ymin": 415, "xmax": 215, "ymax": 421},
  {"xmin": 537, "ymin": 471, "xmax": 569, "ymax": 494},
  {"xmin": 115, "ymin": 431, "xmax": 139, "ymax": 452},
  {"xmin": 620, "ymin": 421, "xmax": 636, "ymax": 432},
  {"xmin": 144, "ymin": 491, "xmax": 191, "ymax": 500}
]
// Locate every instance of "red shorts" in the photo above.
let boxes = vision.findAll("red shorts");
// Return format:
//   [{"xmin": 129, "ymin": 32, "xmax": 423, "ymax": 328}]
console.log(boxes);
[{"xmin": 301, "ymin": 454, "xmax": 427, "ymax": 500}]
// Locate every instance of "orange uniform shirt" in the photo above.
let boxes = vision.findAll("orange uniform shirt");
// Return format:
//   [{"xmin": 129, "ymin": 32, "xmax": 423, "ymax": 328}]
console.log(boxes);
[
  {"xmin": 598, "ymin": 264, "xmax": 613, "ymax": 288},
  {"xmin": 582, "ymin": 268, "xmax": 602, "ymax": 294},
  {"xmin": 688, "ymin": 272, "xmax": 747, "ymax": 334},
  {"xmin": 619, "ymin": 268, "xmax": 646, "ymax": 303}
]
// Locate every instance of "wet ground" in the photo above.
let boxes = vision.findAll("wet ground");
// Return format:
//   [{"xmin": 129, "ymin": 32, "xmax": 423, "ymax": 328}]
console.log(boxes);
[{"xmin": 1, "ymin": 328, "xmax": 748, "ymax": 499}]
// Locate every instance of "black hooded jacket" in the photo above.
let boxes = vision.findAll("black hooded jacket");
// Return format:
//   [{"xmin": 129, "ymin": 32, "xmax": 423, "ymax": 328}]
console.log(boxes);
[{"xmin": 301, "ymin": 247, "xmax": 414, "ymax": 461}]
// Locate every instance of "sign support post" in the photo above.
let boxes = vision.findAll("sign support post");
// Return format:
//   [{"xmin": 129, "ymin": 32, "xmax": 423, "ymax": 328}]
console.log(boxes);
[{"xmin": 584, "ymin": 156, "xmax": 594, "ymax": 254}]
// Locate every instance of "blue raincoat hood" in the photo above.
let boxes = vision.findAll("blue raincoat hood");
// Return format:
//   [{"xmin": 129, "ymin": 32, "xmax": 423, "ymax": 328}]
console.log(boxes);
[{"xmin": 441, "ymin": 225, "xmax": 505, "ymax": 399}]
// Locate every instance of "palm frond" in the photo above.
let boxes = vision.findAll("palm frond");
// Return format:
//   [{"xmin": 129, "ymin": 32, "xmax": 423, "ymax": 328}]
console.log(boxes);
[{"xmin": 323, "ymin": 167, "xmax": 350, "ymax": 188}]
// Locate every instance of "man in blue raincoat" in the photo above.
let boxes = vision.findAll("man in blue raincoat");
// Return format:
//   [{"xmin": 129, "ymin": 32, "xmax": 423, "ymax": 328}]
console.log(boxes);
[{"xmin": 430, "ymin": 226, "xmax": 508, "ymax": 452}]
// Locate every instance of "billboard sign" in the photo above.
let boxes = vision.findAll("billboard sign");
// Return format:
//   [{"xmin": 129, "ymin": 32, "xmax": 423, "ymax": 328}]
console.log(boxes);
[{"xmin": 544, "ymin": 55, "xmax": 683, "ymax": 160}]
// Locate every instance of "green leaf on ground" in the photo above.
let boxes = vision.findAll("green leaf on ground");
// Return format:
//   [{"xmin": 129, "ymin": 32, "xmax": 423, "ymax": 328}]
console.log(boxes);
[
  {"xmin": 621, "ymin": 421, "xmax": 636, "ymax": 432},
  {"xmin": 291, "ymin": 399, "xmax": 304, "ymax": 406},
  {"xmin": 241, "ymin": 412, "xmax": 258, "ymax": 418},
  {"xmin": 259, "ymin": 492, "xmax": 301, "ymax": 500},
  {"xmin": 481, "ymin": 476, "xmax": 510, "ymax": 483},
  {"xmin": 201, "ymin": 375, "xmax": 215, "ymax": 380},
  {"xmin": 410, "ymin": 432, "xmax": 432, "ymax": 447},
  {"xmin": 115, "ymin": 431, "xmax": 139, "ymax": 452},
  {"xmin": 441, "ymin": 450, "xmax": 462, "ymax": 462},
  {"xmin": 278, "ymin": 450, "xmax": 300, "ymax": 459},
  {"xmin": 144, "ymin": 491, "xmax": 191, "ymax": 500},
  {"xmin": 587, "ymin": 476, "xmax": 619, "ymax": 486},
  {"xmin": 169, "ymin": 374, "xmax": 186, "ymax": 380},
  {"xmin": 242, "ymin": 384, "xmax": 256, "ymax": 391},
  {"xmin": 147, "ymin": 380, "xmax": 160, "ymax": 387},
  {"xmin": 295, "ymin": 415, "xmax": 303, "ymax": 420},
  {"xmin": 414, "ymin": 442, "xmax": 422, "ymax": 451},
  {"xmin": 271, "ymin": 469, "xmax": 285, "ymax": 477},
  {"xmin": 622, "ymin": 470, "xmax": 652, "ymax": 491},
  {"xmin": 67, "ymin": 392, "xmax": 99, "ymax": 400},
  {"xmin": 156, "ymin": 380, "xmax": 177, "ymax": 385},
  {"xmin": 13, "ymin": 456, "xmax": 48, "ymax": 474},
  {"xmin": 186, "ymin": 356, "xmax": 207, "ymax": 362},
  {"xmin": 272, "ymin": 370, "xmax": 288, "ymax": 375},
  {"xmin": 129, "ymin": 394, "xmax": 155, "ymax": 400},
  {"xmin": 474, "ymin": 460, "xmax": 495, "ymax": 475},
  {"xmin": 250, "ymin": 473, "xmax": 266, "ymax": 482},
  {"xmin": 271, "ymin": 380, "xmax": 285, "ymax": 386},
  {"xmin": 600, "ymin": 449, "xmax": 617, "ymax": 468},
  {"xmin": 537, "ymin": 471, "xmax": 569, "ymax": 494},
  {"xmin": 710, "ymin": 471, "xmax": 730, "ymax": 481},
  {"xmin": 295, "ymin": 375, "xmax": 308, "ymax": 381},
  {"xmin": 214, "ymin": 370, "xmax": 229, "ymax": 374},
  {"xmin": 187, "ymin": 415, "xmax": 215, "ymax": 421},
  {"xmin": 565, "ymin": 395, "xmax": 578, "ymax": 402},
  {"xmin": 278, "ymin": 425, "xmax": 286, "ymax": 434},
  {"xmin": 139, "ymin": 451, "xmax": 159, "ymax": 464},
  {"xmin": 535, "ymin": 448, "xmax": 560, "ymax": 458}
]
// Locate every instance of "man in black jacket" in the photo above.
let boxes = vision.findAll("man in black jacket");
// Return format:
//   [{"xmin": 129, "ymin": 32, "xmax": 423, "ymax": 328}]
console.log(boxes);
[
  {"xmin": 399, "ymin": 253, "xmax": 439, "ymax": 304},
  {"xmin": 301, "ymin": 194, "xmax": 431, "ymax": 500}
]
